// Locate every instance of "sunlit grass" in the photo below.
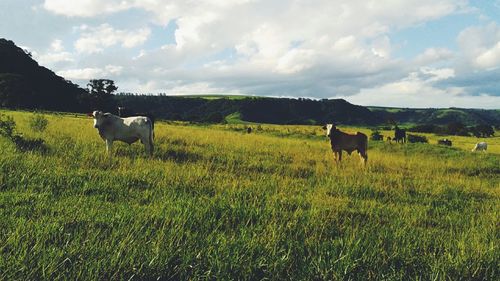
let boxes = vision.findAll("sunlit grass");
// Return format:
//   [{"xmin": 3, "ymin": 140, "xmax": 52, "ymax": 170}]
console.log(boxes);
[{"xmin": 0, "ymin": 110, "xmax": 498, "ymax": 280}]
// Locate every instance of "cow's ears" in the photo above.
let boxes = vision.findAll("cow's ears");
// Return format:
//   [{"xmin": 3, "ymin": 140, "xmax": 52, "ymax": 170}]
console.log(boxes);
[
  {"xmin": 86, "ymin": 112, "xmax": 93, "ymax": 117},
  {"xmin": 321, "ymin": 125, "xmax": 327, "ymax": 130}
]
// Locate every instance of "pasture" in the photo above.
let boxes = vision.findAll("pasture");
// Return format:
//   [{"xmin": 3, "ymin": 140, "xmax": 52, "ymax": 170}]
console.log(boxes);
[{"xmin": 0, "ymin": 110, "xmax": 499, "ymax": 280}]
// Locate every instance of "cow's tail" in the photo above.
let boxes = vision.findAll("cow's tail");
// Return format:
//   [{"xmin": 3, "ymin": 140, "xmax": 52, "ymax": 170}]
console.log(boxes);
[
  {"xmin": 149, "ymin": 118, "xmax": 155, "ymax": 141},
  {"xmin": 150, "ymin": 118, "xmax": 155, "ymax": 140},
  {"xmin": 147, "ymin": 118, "xmax": 154, "ymax": 156}
]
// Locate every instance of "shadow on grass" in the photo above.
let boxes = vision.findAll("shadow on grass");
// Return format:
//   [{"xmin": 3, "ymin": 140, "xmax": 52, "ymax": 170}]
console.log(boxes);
[
  {"xmin": 11, "ymin": 135, "xmax": 48, "ymax": 153},
  {"xmin": 156, "ymin": 148, "xmax": 203, "ymax": 163}
]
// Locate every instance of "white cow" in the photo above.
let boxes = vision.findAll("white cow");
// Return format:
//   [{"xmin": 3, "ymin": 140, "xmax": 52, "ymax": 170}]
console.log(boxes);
[
  {"xmin": 471, "ymin": 142, "xmax": 487, "ymax": 152},
  {"xmin": 90, "ymin": 111, "xmax": 154, "ymax": 156}
]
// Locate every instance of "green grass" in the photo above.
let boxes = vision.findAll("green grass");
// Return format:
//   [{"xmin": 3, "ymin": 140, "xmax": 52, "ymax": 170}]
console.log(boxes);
[
  {"xmin": 171, "ymin": 94, "xmax": 258, "ymax": 100},
  {"xmin": 224, "ymin": 112, "xmax": 256, "ymax": 125},
  {"xmin": 0, "ymin": 110, "xmax": 499, "ymax": 280}
]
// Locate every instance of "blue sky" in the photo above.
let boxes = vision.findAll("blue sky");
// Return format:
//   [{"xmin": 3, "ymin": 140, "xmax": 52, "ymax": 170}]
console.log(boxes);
[{"xmin": 1, "ymin": 0, "xmax": 500, "ymax": 108}]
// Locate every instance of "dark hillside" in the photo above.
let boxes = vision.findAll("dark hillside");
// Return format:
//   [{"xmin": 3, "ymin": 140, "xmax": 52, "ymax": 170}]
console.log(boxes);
[
  {"xmin": 114, "ymin": 94, "xmax": 381, "ymax": 125},
  {"xmin": 0, "ymin": 39, "xmax": 86, "ymax": 111},
  {"xmin": 370, "ymin": 107, "xmax": 500, "ymax": 127},
  {"xmin": 1, "ymin": 38, "xmax": 498, "ymax": 126}
]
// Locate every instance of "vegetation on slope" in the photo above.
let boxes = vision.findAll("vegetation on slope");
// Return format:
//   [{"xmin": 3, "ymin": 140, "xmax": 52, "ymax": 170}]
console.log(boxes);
[
  {"xmin": 0, "ymin": 39, "xmax": 86, "ymax": 111},
  {"xmin": 1, "ymin": 38, "xmax": 498, "ymax": 127}
]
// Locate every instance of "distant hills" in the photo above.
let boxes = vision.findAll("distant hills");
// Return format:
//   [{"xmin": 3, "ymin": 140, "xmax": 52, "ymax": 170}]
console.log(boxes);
[
  {"xmin": 114, "ymin": 94, "xmax": 379, "ymax": 125},
  {"xmin": 369, "ymin": 107, "xmax": 500, "ymax": 127},
  {"xmin": 0, "ymin": 38, "xmax": 499, "ymax": 127}
]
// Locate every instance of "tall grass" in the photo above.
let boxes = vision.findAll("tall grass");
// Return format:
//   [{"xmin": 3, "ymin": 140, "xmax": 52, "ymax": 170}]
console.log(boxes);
[{"xmin": 0, "ymin": 110, "xmax": 498, "ymax": 280}]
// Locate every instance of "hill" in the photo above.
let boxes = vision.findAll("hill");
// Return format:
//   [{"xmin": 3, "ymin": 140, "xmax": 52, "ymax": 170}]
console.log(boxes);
[
  {"xmin": 1, "ymin": 38, "xmax": 498, "ymax": 127},
  {"xmin": 369, "ymin": 106, "xmax": 500, "ymax": 127},
  {"xmin": 114, "ymin": 94, "xmax": 380, "ymax": 125},
  {"xmin": 0, "ymin": 38, "xmax": 86, "ymax": 111}
]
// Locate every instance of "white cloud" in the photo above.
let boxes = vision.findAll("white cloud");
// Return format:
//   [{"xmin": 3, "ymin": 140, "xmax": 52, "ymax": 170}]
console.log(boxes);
[
  {"xmin": 43, "ymin": 0, "xmax": 133, "ymax": 17},
  {"xmin": 75, "ymin": 24, "xmax": 150, "ymax": 54},
  {"xmin": 57, "ymin": 65, "xmax": 123, "ymax": 80},
  {"xmin": 275, "ymin": 48, "xmax": 316, "ymax": 74},
  {"xmin": 35, "ymin": 0, "xmax": 500, "ymax": 108},
  {"xmin": 37, "ymin": 52, "xmax": 73, "ymax": 65},
  {"xmin": 414, "ymin": 48, "xmax": 454, "ymax": 65},
  {"xmin": 457, "ymin": 22, "xmax": 500, "ymax": 70},
  {"xmin": 420, "ymin": 67, "xmax": 455, "ymax": 82},
  {"xmin": 345, "ymin": 70, "xmax": 499, "ymax": 109},
  {"xmin": 34, "ymin": 39, "xmax": 74, "ymax": 66},
  {"xmin": 475, "ymin": 42, "xmax": 500, "ymax": 70},
  {"xmin": 50, "ymin": 39, "xmax": 64, "ymax": 52}
]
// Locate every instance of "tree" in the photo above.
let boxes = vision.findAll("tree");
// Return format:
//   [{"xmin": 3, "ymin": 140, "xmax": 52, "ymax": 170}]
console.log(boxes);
[
  {"xmin": 446, "ymin": 122, "xmax": 468, "ymax": 136},
  {"xmin": 471, "ymin": 124, "xmax": 494, "ymax": 138},
  {"xmin": 86, "ymin": 79, "xmax": 117, "ymax": 112},
  {"xmin": 0, "ymin": 74, "xmax": 36, "ymax": 108}
]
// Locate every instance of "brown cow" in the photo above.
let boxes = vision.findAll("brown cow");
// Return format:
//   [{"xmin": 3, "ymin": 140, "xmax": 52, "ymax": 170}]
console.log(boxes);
[{"xmin": 323, "ymin": 124, "xmax": 368, "ymax": 165}]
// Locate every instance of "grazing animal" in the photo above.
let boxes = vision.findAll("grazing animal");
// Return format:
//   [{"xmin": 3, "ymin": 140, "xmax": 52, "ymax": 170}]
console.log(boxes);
[
  {"xmin": 117, "ymin": 106, "xmax": 155, "ymax": 131},
  {"xmin": 323, "ymin": 124, "xmax": 368, "ymax": 165},
  {"xmin": 471, "ymin": 142, "xmax": 487, "ymax": 152},
  {"xmin": 437, "ymin": 139, "xmax": 452, "ymax": 146},
  {"xmin": 247, "ymin": 127, "xmax": 252, "ymax": 134},
  {"xmin": 407, "ymin": 134, "xmax": 428, "ymax": 143},
  {"xmin": 90, "ymin": 111, "xmax": 154, "ymax": 156},
  {"xmin": 394, "ymin": 126, "xmax": 406, "ymax": 143}
]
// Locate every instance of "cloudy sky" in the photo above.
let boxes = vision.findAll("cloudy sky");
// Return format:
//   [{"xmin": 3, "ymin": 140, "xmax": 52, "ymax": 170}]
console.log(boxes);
[{"xmin": 1, "ymin": 0, "xmax": 500, "ymax": 108}]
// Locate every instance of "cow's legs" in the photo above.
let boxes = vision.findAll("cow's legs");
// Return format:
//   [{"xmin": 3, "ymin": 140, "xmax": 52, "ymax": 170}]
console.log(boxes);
[
  {"xmin": 141, "ymin": 136, "xmax": 154, "ymax": 156},
  {"xmin": 359, "ymin": 150, "xmax": 368, "ymax": 165},
  {"xmin": 105, "ymin": 139, "xmax": 113, "ymax": 154},
  {"xmin": 337, "ymin": 150, "xmax": 342, "ymax": 163},
  {"xmin": 148, "ymin": 130, "xmax": 154, "ymax": 156}
]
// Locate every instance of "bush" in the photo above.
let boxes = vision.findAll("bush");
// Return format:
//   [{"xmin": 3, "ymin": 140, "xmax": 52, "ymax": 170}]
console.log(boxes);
[
  {"xmin": 28, "ymin": 114, "xmax": 49, "ymax": 132},
  {"xmin": 470, "ymin": 124, "xmax": 494, "ymax": 138},
  {"xmin": 0, "ymin": 113, "xmax": 47, "ymax": 152},
  {"xmin": 408, "ymin": 124, "xmax": 441, "ymax": 133},
  {"xmin": 0, "ymin": 114, "xmax": 15, "ymax": 138},
  {"xmin": 407, "ymin": 134, "xmax": 428, "ymax": 143}
]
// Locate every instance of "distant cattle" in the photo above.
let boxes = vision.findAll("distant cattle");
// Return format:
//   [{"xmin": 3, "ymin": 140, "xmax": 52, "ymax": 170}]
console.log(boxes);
[
  {"xmin": 247, "ymin": 127, "xmax": 252, "ymax": 134},
  {"xmin": 118, "ymin": 106, "xmax": 155, "ymax": 131},
  {"xmin": 472, "ymin": 142, "xmax": 487, "ymax": 152},
  {"xmin": 370, "ymin": 131, "xmax": 383, "ymax": 141},
  {"xmin": 323, "ymin": 124, "xmax": 368, "ymax": 165},
  {"xmin": 407, "ymin": 134, "xmax": 428, "ymax": 143},
  {"xmin": 394, "ymin": 126, "xmax": 406, "ymax": 143},
  {"xmin": 437, "ymin": 139, "xmax": 452, "ymax": 146},
  {"xmin": 90, "ymin": 111, "xmax": 154, "ymax": 156}
]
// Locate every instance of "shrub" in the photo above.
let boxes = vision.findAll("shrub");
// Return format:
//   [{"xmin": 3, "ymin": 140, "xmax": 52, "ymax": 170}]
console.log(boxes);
[
  {"xmin": 408, "ymin": 124, "xmax": 441, "ymax": 133},
  {"xmin": 470, "ymin": 124, "xmax": 494, "ymax": 138},
  {"xmin": 0, "ymin": 113, "xmax": 47, "ymax": 152},
  {"xmin": 0, "ymin": 114, "xmax": 15, "ymax": 138},
  {"xmin": 29, "ymin": 114, "xmax": 49, "ymax": 132}
]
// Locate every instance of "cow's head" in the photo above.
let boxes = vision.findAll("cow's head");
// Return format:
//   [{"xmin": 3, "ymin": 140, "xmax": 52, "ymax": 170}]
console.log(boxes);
[
  {"xmin": 91, "ymin": 110, "xmax": 105, "ymax": 129},
  {"xmin": 323, "ymin": 124, "xmax": 335, "ymax": 137}
]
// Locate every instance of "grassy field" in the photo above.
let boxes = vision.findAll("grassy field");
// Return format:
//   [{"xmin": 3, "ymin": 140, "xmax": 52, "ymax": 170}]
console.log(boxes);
[{"xmin": 0, "ymin": 110, "xmax": 499, "ymax": 280}]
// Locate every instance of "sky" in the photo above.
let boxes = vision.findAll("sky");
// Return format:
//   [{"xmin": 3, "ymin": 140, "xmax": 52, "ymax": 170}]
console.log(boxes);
[{"xmin": 1, "ymin": 0, "xmax": 500, "ymax": 109}]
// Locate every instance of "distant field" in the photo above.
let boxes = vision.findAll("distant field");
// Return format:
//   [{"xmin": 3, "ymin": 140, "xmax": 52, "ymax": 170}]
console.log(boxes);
[
  {"xmin": 170, "ymin": 94, "xmax": 257, "ymax": 100},
  {"xmin": 0, "ymin": 110, "xmax": 498, "ymax": 280}
]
